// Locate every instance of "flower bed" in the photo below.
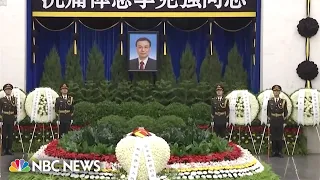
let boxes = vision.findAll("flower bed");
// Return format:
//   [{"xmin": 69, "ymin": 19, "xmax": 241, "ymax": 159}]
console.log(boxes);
[{"xmin": 29, "ymin": 140, "xmax": 265, "ymax": 180}]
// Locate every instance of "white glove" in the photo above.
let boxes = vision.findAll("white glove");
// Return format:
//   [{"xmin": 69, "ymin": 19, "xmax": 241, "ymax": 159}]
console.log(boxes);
[
  {"xmin": 57, "ymin": 121, "xmax": 60, "ymax": 125},
  {"xmin": 14, "ymin": 121, "xmax": 17, "ymax": 126},
  {"xmin": 283, "ymin": 124, "xmax": 286, "ymax": 128},
  {"xmin": 0, "ymin": 122, "xmax": 2, "ymax": 126},
  {"xmin": 71, "ymin": 120, "xmax": 73, "ymax": 125},
  {"xmin": 267, "ymin": 123, "xmax": 270, "ymax": 127},
  {"xmin": 211, "ymin": 122, "xmax": 214, "ymax": 126},
  {"xmin": 226, "ymin": 123, "xmax": 229, "ymax": 128}
]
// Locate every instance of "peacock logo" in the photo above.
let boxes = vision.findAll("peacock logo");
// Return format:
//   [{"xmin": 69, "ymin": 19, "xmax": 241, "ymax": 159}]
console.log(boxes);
[{"xmin": 9, "ymin": 159, "xmax": 31, "ymax": 172}]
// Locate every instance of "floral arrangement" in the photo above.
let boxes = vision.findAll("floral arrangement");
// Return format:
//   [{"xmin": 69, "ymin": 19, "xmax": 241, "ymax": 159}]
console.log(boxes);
[
  {"xmin": 0, "ymin": 87, "xmax": 27, "ymax": 122},
  {"xmin": 25, "ymin": 87, "xmax": 59, "ymax": 123},
  {"xmin": 290, "ymin": 88, "xmax": 320, "ymax": 126},
  {"xmin": 115, "ymin": 127, "xmax": 170, "ymax": 180},
  {"xmin": 226, "ymin": 90, "xmax": 260, "ymax": 125},
  {"xmin": 30, "ymin": 140, "xmax": 265, "ymax": 180},
  {"xmin": 257, "ymin": 90, "xmax": 293, "ymax": 125}
]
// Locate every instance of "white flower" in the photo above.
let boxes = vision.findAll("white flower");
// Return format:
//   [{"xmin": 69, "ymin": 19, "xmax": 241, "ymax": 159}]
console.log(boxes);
[
  {"xmin": 25, "ymin": 87, "xmax": 59, "ymax": 123},
  {"xmin": 257, "ymin": 90, "xmax": 293, "ymax": 125},
  {"xmin": 115, "ymin": 133, "xmax": 170, "ymax": 180},
  {"xmin": 0, "ymin": 88, "xmax": 27, "ymax": 122},
  {"xmin": 226, "ymin": 90, "xmax": 260, "ymax": 125},
  {"xmin": 290, "ymin": 88, "xmax": 320, "ymax": 126}
]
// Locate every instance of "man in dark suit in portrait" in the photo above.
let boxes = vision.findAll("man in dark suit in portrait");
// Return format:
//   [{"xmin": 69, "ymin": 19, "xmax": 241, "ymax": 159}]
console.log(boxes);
[{"xmin": 129, "ymin": 37, "xmax": 157, "ymax": 71}]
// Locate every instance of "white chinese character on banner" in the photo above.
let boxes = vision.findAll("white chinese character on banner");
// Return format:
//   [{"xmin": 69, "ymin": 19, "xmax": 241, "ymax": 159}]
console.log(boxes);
[
  {"xmin": 56, "ymin": 0, "xmax": 66, "ymax": 8},
  {"xmin": 180, "ymin": 0, "xmax": 201, "ymax": 9},
  {"xmin": 65, "ymin": 0, "xmax": 86, "ymax": 8},
  {"xmin": 91, "ymin": 0, "xmax": 111, "ymax": 9},
  {"xmin": 155, "ymin": 0, "xmax": 178, "ymax": 9},
  {"xmin": 112, "ymin": 0, "xmax": 132, "ymax": 9},
  {"xmin": 42, "ymin": 0, "xmax": 54, "ymax": 9},
  {"xmin": 134, "ymin": 0, "xmax": 155, "ymax": 9},
  {"xmin": 224, "ymin": 0, "xmax": 246, "ymax": 9},
  {"xmin": 202, "ymin": 0, "xmax": 222, "ymax": 9}
]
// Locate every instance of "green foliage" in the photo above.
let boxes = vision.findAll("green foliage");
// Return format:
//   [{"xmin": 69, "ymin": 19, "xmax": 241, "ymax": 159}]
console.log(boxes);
[
  {"xmin": 153, "ymin": 80, "xmax": 177, "ymax": 105},
  {"xmin": 64, "ymin": 47, "xmax": 83, "ymax": 85},
  {"xmin": 110, "ymin": 44, "xmax": 129, "ymax": 83},
  {"xmin": 195, "ymin": 82, "xmax": 213, "ymax": 104},
  {"xmin": 97, "ymin": 115, "xmax": 128, "ymax": 135},
  {"xmin": 143, "ymin": 101, "xmax": 165, "ymax": 118},
  {"xmin": 163, "ymin": 102, "xmax": 191, "ymax": 121},
  {"xmin": 126, "ymin": 115, "xmax": 156, "ymax": 132},
  {"xmin": 94, "ymin": 101, "xmax": 119, "ymax": 120},
  {"xmin": 132, "ymin": 80, "xmax": 154, "ymax": 102},
  {"xmin": 157, "ymin": 49, "xmax": 175, "ymax": 82},
  {"xmin": 98, "ymin": 81, "xmax": 114, "ymax": 101},
  {"xmin": 39, "ymin": 47, "xmax": 63, "ymax": 91},
  {"xmin": 86, "ymin": 43, "xmax": 105, "ymax": 83},
  {"xmin": 179, "ymin": 43, "xmax": 197, "ymax": 82},
  {"xmin": 199, "ymin": 47, "xmax": 222, "ymax": 85},
  {"xmin": 190, "ymin": 102, "xmax": 211, "ymax": 125},
  {"xmin": 118, "ymin": 101, "xmax": 143, "ymax": 118},
  {"xmin": 154, "ymin": 115, "xmax": 186, "ymax": 133},
  {"xmin": 72, "ymin": 101, "xmax": 96, "ymax": 125},
  {"xmin": 174, "ymin": 80, "xmax": 198, "ymax": 105},
  {"xmin": 67, "ymin": 82, "xmax": 84, "ymax": 103},
  {"xmin": 112, "ymin": 81, "xmax": 134, "ymax": 103},
  {"xmin": 224, "ymin": 44, "xmax": 248, "ymax": 90},
  {"xmin": 80, "ymin": 81, "xmax": 104, "ymax": 103}
]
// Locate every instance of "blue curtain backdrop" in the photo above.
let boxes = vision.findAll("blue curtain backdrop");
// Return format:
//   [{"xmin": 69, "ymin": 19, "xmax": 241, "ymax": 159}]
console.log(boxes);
[{"xmin": 26, "ymin": 21, "xmax": 259, "ymax": 93}]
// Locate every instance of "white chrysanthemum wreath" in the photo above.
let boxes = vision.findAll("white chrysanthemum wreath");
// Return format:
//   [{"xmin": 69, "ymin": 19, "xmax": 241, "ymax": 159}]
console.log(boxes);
[
  {"xmin": 226, "ymin": 90, "xmax": 260, "ymax": 125},
  {"xmin": 115, "ymin": 127, "xmax": 170, "ymax": 180},
  {"xmin": 290, "ymin": 88, "xmax": 320, "ymax": 126},
  {"xmin": 25, "ymin": 87, "xmax": 59, "ymax": 123},
  {"xmin": 0, "ymin": 87, "xmax": 27, "ymax": 122},
  {"xmin": 257, "ymin": 90, "xmax": 293, "ymax": 125}
]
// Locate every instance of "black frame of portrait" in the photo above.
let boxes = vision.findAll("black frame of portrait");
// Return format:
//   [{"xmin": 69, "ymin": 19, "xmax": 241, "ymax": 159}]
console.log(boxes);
[{"xmin": 127, "ymin": 31, "xmax": 159, "ymax": 72}]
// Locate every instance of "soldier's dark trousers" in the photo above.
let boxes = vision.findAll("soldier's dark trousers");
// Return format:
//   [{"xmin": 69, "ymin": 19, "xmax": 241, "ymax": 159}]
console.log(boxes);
[
  {"xmin": 214, "ymin": 124, "xmax": 227, "ymax": 138},
  {"xmin": 272, "ymin": 140, "xmax": 283, "ymax": 154},
  {"xmin": 270, "ymin": 125, "xmax": 284, "ymax": 154},
  {"xmin": 59, "ymin": 122, "xmax": 71, "ymax": 138},
  {"xmin": 2, "ymin": 116, "xmax": 14, "ymax": 151}
]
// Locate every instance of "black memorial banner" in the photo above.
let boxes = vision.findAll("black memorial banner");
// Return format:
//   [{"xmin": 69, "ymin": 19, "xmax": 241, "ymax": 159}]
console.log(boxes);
[{"xmin": 32, "ymin": 0, "xmax": 256, "ymax": 17}]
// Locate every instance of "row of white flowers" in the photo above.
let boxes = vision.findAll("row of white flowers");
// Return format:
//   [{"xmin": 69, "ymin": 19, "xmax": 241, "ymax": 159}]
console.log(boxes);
[
  {"xmin": 225, "ymin": 89, "xmax": 320, "ymax": 126},
  {"xmin": 30, "ymin": 143, "xmax": 264, "ymax": 180}
]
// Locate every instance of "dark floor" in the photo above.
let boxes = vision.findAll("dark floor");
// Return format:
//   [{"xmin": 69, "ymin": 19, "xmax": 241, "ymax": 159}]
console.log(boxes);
[{"xmin": 0, "ymin": 153, "xmax": 320, "ymax": 180}]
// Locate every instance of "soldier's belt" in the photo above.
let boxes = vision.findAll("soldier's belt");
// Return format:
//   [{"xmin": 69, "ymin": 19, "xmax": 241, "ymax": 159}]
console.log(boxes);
[
  {"xmin": 2, "ymin": 111, "xmax": 15, "ymax": 115},
  {"xmin": 59, "ymin": 110, "xmax": 71, "ymax": 114},
  {"xmin": 271, "ymin": 113, "xmax": 283, "ymax": 117},
  {"xmin": 215, "ymin": 112, "xmax": 226, "ymax": 116}
]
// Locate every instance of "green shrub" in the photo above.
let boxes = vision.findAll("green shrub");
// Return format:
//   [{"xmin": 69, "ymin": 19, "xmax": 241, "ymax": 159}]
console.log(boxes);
[
  {"xmin": 73, "ymin": 102, "xmax": 96, "ymax": 125},
  {"xmin": 97, "ymin": 115, "xmax": 128, "ymax": 135},
  {"xmin": 190, "ymin": 102, "xmax": 211, "ymax": 125},
  {"xmin": 94, "ymin": 101, "xmax": 119, "ymax": 120},
  {"xmin": 126, "ymin": 115, "xmax": 156, "ymax": 132},
  {"xmin": 118, "ymin": 101, "xmax": 143, "ymax": 118},
  {"xmin": 154, "ymin": 115, "xmax": 186, "ymax": 133},
  {"xmin": 143, "ymin": 101, "xmax": 165, "ymax": 118},
  {"xmin": 163, "ymin": 102, "xmax": 191, "ymax": 121}
]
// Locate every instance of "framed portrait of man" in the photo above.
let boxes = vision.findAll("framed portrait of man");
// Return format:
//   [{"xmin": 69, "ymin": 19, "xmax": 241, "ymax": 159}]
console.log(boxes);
[{"xmin": 128, "ymin": 31, "xmax": 158, "ymax": 72}]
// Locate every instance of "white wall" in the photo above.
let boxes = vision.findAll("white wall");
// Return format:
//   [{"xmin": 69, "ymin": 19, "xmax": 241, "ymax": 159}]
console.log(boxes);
[
  {"xmin": 0, "ymin": 0, "xmax": 27, "ymax": 91},
  {"xmin": 262, "ymin": 0, "xmax": 320, "ymax": 153}
]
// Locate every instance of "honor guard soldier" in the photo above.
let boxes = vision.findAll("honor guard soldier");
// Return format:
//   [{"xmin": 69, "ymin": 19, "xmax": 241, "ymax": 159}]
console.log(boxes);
[
  {"xmin": 0, "ymin": 84, "xmax": 17, "ymax": 156},
  {"xmin": 211, "ymin": 85, "xmax": 230, "ymax": 138},
  {"xmin": 55, "ymin": 83, "xmax": 74, "ymax": 138},
  {"xmin": 267, "ymin": 85, "xmax": 288, "ymax": 158}
]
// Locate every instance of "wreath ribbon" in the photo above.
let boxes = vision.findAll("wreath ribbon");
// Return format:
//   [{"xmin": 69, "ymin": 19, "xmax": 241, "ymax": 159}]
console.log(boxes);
[
  {"xmin": 242, "ymin": 90, "xmax": 251, "ymax": 125},
  {"xmin": 261, "ymin": 91, "xmax": 271, "ymax": 125},
  {"xmin": 128, "ymin": 138, "xmax": 157, "ymax": 180},
  {"xmin": 45, "ymin": 88, "xmax": 54, "ymax": 122},
  {"xmin": 31, "ymin": 89, "xmax": 41, "ymax": 123},
  {"xmin": 229, "ymin": 91, "xmax": 238, "ymax": 125},
  {"xmin": 13, "ymin": 89, "xmax": 21, "ymax": 120},
  {"xmin": 311, "ymin": 89, "xmax": 320, "ymax": 126},
  {"xmin": 297, "ymin": 89, "xmax": 305, "ymax": 125}
]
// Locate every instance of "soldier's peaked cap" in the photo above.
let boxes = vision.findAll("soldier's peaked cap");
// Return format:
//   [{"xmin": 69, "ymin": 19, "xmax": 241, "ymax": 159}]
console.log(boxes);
[
  {"xmin": 60, "ymin": 83, "xmax": 68, "ymax": 89},
  {"xmin": 272, "ymin": 85, "xmax": 281, "ymax": 91},
  {"xmin": 216, "ymin": 85, "xmax": 224, "ymax": 91},
  {"xmin": 3, "ymin": 83, "xmax": 13, "ymax": 90}
]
